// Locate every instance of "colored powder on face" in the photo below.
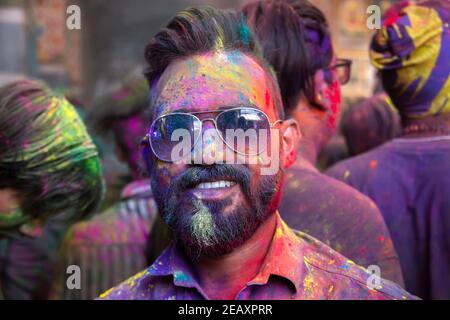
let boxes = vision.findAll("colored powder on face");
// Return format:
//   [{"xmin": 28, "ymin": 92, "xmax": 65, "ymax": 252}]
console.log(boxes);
[
  {"xmin": 154, "ymin": 51, "xmax": 278, "ymax": 122},
  {"xmin": 0, "ymin": 207, "xmax": 27, "ymax": 228},
  {"xmin": 325, "ymin": 80, "xmax": 341, "ymax": 129},
  {"xmin": 190, "ymin": 200, "xmax": 217, "ymax": 247}
]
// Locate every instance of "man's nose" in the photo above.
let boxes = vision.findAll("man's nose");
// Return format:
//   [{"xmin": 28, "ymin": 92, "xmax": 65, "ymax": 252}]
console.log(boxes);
[{"xmin": 191, "ymin": 121, "xmax": 226, "ymax": 165}]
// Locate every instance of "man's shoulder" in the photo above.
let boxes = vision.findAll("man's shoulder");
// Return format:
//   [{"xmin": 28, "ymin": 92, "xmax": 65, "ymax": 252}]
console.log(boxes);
[
  {"xmin": 97, "ymin": 265, "xmax": 178, "ymax": 300},
  {"xmin": 292, "ymin": 229, "xmax": 415, "ymax": 300},
  {"xmin": 289, "ymin": 164, "xmax": 375, "ymax": 202},
  {"xmin": 98, "ymin": 268, "xmax": 154, "ymax": 300},
  {"xmin": 285, "ymin": 165, "xmax": 382, "ymax": 220},
  {"xmin": 325, "ymin": 144, "xmax": 393, "ymax": 183}
]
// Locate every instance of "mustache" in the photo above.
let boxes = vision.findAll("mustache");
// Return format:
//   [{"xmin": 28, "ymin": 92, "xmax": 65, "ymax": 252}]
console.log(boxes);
[{"xmin": 169, "ymin": 164, "xmax": 252, "ymax": 197}]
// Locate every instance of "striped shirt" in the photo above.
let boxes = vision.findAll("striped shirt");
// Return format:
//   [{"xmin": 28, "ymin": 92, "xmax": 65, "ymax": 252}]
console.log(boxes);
[{"xmin": 51, "ymin": 180, "xmax": 157, "ymax": 300}]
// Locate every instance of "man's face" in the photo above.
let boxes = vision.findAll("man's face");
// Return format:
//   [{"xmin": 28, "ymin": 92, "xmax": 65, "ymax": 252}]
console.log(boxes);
[
  {"xmin": 148, "ymin": 51, "xmax": 284, "ymax": 258},
  {"xmin": 0, "ymin": 188, "xmax": 43, "ymax": 238},
  {"xmin": 324, "ymin": 56, "xmax": 343, "ymax": 133},
  {"xmin": 0, "ymin": 189, "xmax": 25, "ymax": 230},
  {"xmin": 310, "ymin": 56, "xmax": 342, "ymax": 137}
]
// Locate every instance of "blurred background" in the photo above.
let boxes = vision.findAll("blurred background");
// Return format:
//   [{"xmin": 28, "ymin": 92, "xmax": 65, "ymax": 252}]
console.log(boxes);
[{"xmin": 0, "ymin": 0, "xmax": 396, "ymax": 205}]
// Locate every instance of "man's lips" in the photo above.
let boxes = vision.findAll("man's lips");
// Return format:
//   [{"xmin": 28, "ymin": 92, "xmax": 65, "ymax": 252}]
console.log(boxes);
[{"xmin": 188, "ymin": 179, "xmax": 239, "ymax": 200}]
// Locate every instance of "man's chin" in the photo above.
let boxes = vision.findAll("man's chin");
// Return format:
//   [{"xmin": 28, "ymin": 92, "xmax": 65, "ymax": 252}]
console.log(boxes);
[{"xmin": 174, "ymin": 204, "xmax": 261, "ymax": 259}]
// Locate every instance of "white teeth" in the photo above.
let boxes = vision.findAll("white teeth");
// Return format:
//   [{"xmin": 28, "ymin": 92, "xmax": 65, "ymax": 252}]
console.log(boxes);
[{"xmin": 196, "ymin": 180, "xmax": 236, "ymax": 189}]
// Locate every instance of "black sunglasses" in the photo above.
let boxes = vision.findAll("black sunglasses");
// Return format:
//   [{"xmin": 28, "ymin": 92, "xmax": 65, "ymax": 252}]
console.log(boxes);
[{"xmin": 324, "ymin": 58, "xmax": 352, "ymax": 85}]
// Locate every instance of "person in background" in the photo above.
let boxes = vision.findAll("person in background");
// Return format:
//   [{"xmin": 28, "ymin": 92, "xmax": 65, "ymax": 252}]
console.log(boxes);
[
  {"xmin": 100, "ymin": 6, "xmax": 415, "ymax": 300},
  {"xmin": 51, "ymin": 77, "xmax": 157, "ymax": 300},
  {"xmin": 240, "ymin": 0, "xmax": 404, "ymax": 285},
  {"xmin": 0, "ymin": 79, "xmax": 104, "ymax": 299},
  {"xmin": 327, "ymin": 0, "xmax": 450, "ymax": 299},
  {"xmin": 341, "ymin": 92, "xmax": 401, "ymax": 157}
]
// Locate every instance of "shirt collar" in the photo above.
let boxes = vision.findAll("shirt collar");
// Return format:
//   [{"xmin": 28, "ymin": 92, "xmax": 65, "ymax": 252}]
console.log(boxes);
[
  {"xmin": 120, "ymin": 179, "xmax": 152, "ymax": 200},
  {"xmin": 147, "ymin": 212, "xmax": 303, "ymax": 296},
  {"xmin": 147, "ymin": 240, "xmax": 211, "ymax": 298},
  {"xmin": 246, "ymin": 213, "xmax": 303, "ymax": 293}
]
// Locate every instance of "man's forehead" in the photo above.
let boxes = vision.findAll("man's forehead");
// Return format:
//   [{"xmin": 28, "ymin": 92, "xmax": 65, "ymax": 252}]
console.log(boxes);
[{"xmin": 153, "ymin": 51, "xmax": 278, "ymax": 120}]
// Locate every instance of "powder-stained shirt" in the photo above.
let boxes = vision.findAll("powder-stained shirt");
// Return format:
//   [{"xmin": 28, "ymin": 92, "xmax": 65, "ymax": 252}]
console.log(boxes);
[
  {"xmin": 327, "ymin": 136, "xmax": 450, "ymax": 299},
  {"xmin": 99, "ymin": 213, "xmax": 416, "ymax": 300},
  {"xmin": 51, "ymin": 179, "xmax": 157, "ymax": 300},
  {"xmin": 280, "ymin": 158, "xmax": 404, "ymax": 285}
]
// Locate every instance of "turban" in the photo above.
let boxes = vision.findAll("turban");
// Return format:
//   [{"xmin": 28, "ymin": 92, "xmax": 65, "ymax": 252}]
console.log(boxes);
[
  {"xmin": 370, "ymin": 0, "xmax": 450, "ymax": 118},
  {"xmin": 0, "ymin": 80, "xmax": 104, "ymax": 222},
  {"xmin": 2, "ymin": 96, "xmax": 99, "ymax": 170}
]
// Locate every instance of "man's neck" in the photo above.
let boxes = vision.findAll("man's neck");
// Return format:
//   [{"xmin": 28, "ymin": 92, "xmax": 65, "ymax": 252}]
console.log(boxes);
[
  {"xmin": 297, "ymin": 137, "xmax": 319, "ymax": 165},
  {"xmin": 195, "ymin": 213, "xmax": 278, "ymax": 300},
  {"xmin": 292, "ymin": 154, "xmax": 318, "ymax": 172}
]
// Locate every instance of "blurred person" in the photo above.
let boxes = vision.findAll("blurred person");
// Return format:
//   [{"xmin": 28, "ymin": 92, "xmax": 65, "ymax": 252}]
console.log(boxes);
[
  {"xmin": 100, "ymin": 6, "xmax": 415, "ymax": 300},
  {"xmin": 0, "ymin": 79, "xmax": 104, "ymax": 299},
  {"xmin": 341, "ymin": 92, "xmax": 401, "ymax": 156},
  {"xmin": 316, "ymin": 134, "xmax": 349, "ymax": 170},
  {"xmin": 327, "ymin": 0, "xmax": 450, "ymax": 299},
  {"xmin": 240, "ymin": 0, "xmax": 404, "ymax": 284},
  {"xmin": 51, "ymin": 77, "xmax": 158, "ymax": 300}
]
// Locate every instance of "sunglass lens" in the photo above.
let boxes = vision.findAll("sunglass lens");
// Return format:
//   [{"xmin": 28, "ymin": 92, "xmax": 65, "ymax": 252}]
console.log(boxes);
[
  {"xmin": 150, "ymin": 114, "xmax": 200, "ymax": 161},
  {"xmin": 216, "ymin": 108, "xmax": 271, "ymax": 155}
]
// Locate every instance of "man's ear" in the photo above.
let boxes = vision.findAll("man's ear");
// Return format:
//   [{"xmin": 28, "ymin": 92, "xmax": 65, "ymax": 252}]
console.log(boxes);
[
  {"xmin": 313, "ymin": 70, "xmax": 333, "ymax": 111},
  {"xmin": 19, "ymin": 219, "xmax": 45, "ymax": 238},
  {"xmin": 280, "ymin": 118, "xmax": 301, "ymax": 169}
]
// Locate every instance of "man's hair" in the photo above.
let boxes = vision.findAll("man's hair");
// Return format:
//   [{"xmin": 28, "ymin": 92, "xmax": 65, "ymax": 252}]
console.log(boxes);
[
  {"xmin": 90, "ymin": 76, "xmax": 150, "ymax": 175},
  {"xmin": 143, "ymin": 6, "xmax": 284, "ymax": 120},
  {"xmin": 342, "ymin": 94, "xmax": 401, "ymax": 156},
  {"xmin": 242, "ymin": 0, "xmax": 334, "ymax": 116},
  {"xmin": 0, "ymin": 79, "xmax": 104, "ymax": 225}
]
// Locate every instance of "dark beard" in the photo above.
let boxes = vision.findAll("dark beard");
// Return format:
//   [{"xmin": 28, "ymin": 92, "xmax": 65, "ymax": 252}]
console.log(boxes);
[{"xmin": 151, "ymin": 164, "xmax": 282, "ymax": 259}]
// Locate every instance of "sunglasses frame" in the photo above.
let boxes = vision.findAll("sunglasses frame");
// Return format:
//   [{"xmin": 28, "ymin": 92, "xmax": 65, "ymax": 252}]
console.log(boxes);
[
  {"xmin": 324, "ymin": 58, "xmax": 352, "ymax": 85},
  {"xmin": 146, "ymin": 106, "xmax": 283, "ymax": 162}
]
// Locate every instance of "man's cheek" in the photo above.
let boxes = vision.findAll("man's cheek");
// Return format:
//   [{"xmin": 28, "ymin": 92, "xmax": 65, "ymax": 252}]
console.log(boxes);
[
  {"xmin": 153, "ymin": 162, "xmax": 174, "ymax": 187},
  {"xmin": 258, "ymin": 129, "xmax": 281, "ymax": 175},
  {"xmin": 329, "ymin": 81, "xmax": 341, "ymax": 111},
  {"xmin": 325, "ymin": 81, "xmax": 342, "ymax": 129}
]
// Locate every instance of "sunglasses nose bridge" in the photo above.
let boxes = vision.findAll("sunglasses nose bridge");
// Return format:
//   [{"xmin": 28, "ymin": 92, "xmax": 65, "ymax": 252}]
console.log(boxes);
[
  {"xmin": 190, "ymin": 118, "xmax": 228, "ymax": 165},
  {"xmin": 200, "ymin": 118, "xmax": 222, "ymax": 138},
  {"xmin": 200, "ymin": 117, "xmax": 217, "ymax": 126}
]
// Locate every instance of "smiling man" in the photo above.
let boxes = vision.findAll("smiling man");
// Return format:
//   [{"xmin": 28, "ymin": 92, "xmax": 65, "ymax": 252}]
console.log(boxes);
[{"xmin": 99, "ymin": 6, "xmax": 415, "ymax": 300}]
